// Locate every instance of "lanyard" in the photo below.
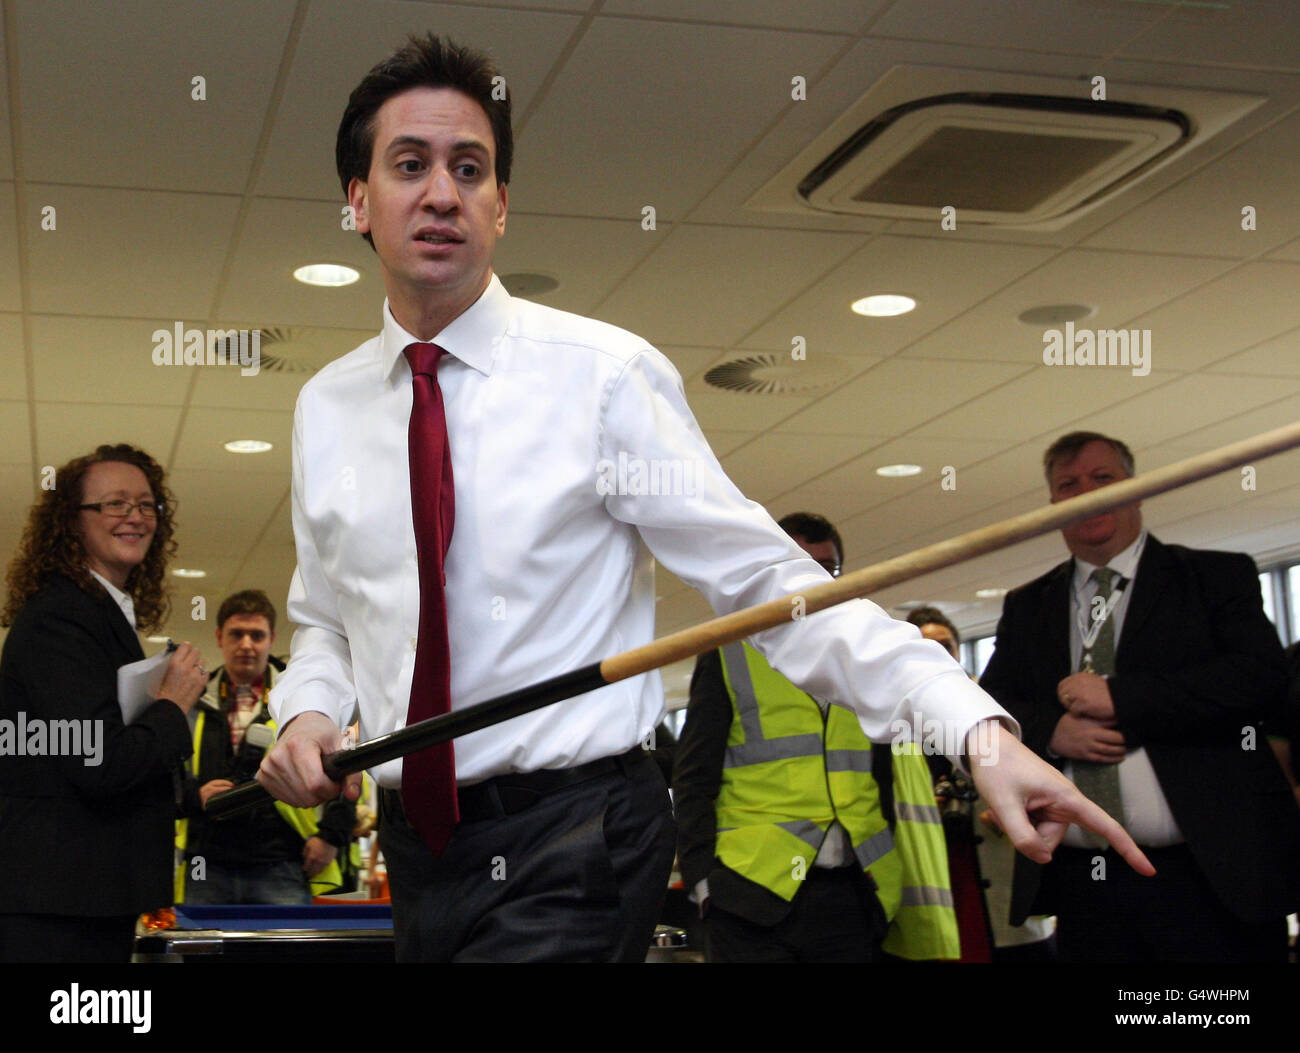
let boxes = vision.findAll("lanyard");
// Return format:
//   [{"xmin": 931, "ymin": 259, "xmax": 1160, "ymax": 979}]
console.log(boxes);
[{"xmin": 1076, "ymin": 576, "xmax": 1127, "ymax": 654}]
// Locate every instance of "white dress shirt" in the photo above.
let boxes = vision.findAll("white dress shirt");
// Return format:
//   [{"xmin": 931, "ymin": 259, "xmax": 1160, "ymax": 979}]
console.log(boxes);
[
  {"xmin": 1061, "ymin": 530, "xmax": 1184, "ymax": 847},
  {"xmin": 270, "ymin": 275, "xmax": 1012, "ymax": 788}
]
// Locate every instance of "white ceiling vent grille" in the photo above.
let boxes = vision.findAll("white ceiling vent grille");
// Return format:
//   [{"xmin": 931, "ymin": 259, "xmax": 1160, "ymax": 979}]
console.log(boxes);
[
  {"xmin": 703, "ymin": 353, "xmax": 850, "ymax": 395},
  {"xmin": 748, "ymin": 66, "xmax": 1263, "ymax": 230}
]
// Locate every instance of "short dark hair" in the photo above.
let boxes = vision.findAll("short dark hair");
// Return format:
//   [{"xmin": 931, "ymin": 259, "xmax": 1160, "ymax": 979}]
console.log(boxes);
[
  {"xmin": 217, "ymin": 589, "xmax": 277, "ymax": 633},
  {"xmin": 336, "ymin": 34, "xmax": 513, "ymax": 248},
  {"xmin": 777, "ymin": 512, "xmax": 843, "ymax": 564},
  {"xmin": 1043, "ymin": 431, "xmax": 1135, "ymax": 484},
  {"xmin": 905, "ymin": 605, "xmax": 960, "ymax": 647}
]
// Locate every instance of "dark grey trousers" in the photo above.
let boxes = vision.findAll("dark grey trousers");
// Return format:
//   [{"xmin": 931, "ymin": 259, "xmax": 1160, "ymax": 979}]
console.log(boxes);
[{"xmin": 379, "ymin": 750, "xmax": 676, "ymax": 962}]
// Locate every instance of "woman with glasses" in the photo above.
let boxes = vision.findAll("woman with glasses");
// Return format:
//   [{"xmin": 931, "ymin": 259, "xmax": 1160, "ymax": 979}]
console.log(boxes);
[{"xmin": 0, "ymin": 444, "xmax": 208, "ymax": 962}]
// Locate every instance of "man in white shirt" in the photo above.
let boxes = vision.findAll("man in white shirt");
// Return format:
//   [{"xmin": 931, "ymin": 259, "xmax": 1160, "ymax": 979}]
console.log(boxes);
[
  {"xmin": 980, "ymin": 431, "xmax": 1300, "ymax": 962},
  {"xmin": 260, "ymin": 34, "xmax": 1149, "ymax": 962}
]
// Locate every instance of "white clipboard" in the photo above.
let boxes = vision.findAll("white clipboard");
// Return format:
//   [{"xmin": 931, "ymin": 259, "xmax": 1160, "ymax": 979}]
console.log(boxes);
[{"xmin": 116, "ymin": 644, "xmax": 175, "ymax": 725}]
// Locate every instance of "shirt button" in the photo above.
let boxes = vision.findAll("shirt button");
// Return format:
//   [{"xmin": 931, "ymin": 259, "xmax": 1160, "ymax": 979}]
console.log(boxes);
[{"xmin": 409, "ymin": 636, "xmax": 418, "ymax": 652}]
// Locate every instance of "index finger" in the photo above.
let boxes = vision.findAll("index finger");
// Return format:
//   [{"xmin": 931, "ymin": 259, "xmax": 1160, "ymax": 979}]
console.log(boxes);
[{"xmin": 1065, "ymin": 793, "xmax": 1156, "ymax": 876}]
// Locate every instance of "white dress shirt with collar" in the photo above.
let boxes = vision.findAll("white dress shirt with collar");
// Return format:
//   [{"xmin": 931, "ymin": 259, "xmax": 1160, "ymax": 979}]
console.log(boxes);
[
  {"xmin": 270, "ymin": 275, "xmax": 1011, "ymax": 788},
  {"xmin": 1061, "ymin": 530, "xmax": 1183, "ymax": 847}
]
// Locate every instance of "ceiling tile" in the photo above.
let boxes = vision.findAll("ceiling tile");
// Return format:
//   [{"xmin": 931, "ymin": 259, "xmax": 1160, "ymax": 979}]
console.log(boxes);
[
  {"xmin": 1204, "ymin": 328, "xmax": 1300, "ymax": 377},
  {"xmin": 519, "ymin": 18, "xmax": 846, "ymax": 218},
  {"xmin": 1117, "ymin": 0, "xmax": 1300, "ymax": 72},
  {"xmin": 17, "ymin": 0, "xmax": 297, "ymax": 192},
  {"xmin": 256, "ymin": 0, "xmax": 583, "ymax": 201},
  {"xmin": 29, "ymin": 315, "xmax": 194, "ymax": 405},
  {"xmin": 494, "ymin": 214, "xmax": 668, "ymax": 317},
  {"xmin": 1070, "ymin": 373, "xmax": 1300, "ymax": 450},
  {"xmin": 34, "ymin": 402, "xmax": 182, "ymax": 471},
  {"xmin": 596, "ymin": 223, "xmax": 866, "ymax": 347},
  {"xmin": 868, "ymin": 0, "xmax": 1167, "ymax": 55},
  {"xmin": 0, "ymin": 184, "xmax": 19, "ymax": 311},
  {"xmin": 602, "ymin": 0, "xmax": 883, "ymax": 32},
  {"xmin": 25, "ymin": 185, "xmax": 240, "ymax": 318},
  {"xmin": 1084, "ymin": 109, "xmax": 1300, "ymax": 258},
  {"xmin": 741, "ymin": 236, "xmax": 1056, "ymax": 359},
  {"xmin": 170, "ymin": 407, "xmax": 293, "ymax": 475},
  {"xmin": 901, "ymin": 248, "xmax": 1233, "ymax": 362},
  {"xmin": 720, "ymin": 432, "xmax": 886, "ymax": 505},
  {"xmin": 0, "ymin": 314, "xmax": 29, "ymax": 399},
  {"xmin": 0, "ymin": 399, "xmax": 34, "ymax": 466},
  {"xmin": 776, "ymin": 358, "xmax": 1030, "ymax": 436},
  {"xmin": 1124, "ymin": 261, "xmax": 1300, "ymax": 371},
  {"xmin": 925, "ymin": 363, "xmax": 1180, "ymax": 442}
]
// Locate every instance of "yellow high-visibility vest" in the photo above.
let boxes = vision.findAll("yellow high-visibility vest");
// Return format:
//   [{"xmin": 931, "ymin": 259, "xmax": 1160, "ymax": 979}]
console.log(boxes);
[
  {"xmin": 175, "ymin": 707, "xmax": 343, "ymax": 901},
  {"xmin": 715, "ymin": 641, "xmax": 959, "ymax": 960}
]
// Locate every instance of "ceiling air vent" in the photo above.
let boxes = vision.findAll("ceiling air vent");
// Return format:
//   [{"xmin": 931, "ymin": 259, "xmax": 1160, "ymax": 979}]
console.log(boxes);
[
  {"xmin": 703, "ymin": 353, "xmax": 850, "ymax": 395},
  {"xmin": 747, "ymin": 66, "xmax": 1263, "ymax": 230}
]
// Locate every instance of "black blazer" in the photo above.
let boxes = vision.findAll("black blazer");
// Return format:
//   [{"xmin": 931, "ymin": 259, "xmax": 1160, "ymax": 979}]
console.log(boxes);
[
  {"xmin": 979, "ymin": 535, "xmax": 1300, "ymax": 925},
  {"xmin": 0, "ymin": 573, "xmax": 192, "ymax": 916}
]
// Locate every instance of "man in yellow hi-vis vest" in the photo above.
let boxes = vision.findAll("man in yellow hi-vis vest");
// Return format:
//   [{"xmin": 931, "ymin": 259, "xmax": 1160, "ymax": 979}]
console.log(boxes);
[
  {"xmin": 178, "ymin": 591, "xmax": 354, "ymax": 904},
  {"xmin": 674, "ymin": 513, "xmax": 959, "ymax": 962}
]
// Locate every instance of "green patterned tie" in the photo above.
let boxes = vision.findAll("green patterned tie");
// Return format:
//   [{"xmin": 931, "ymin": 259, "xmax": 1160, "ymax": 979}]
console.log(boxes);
[{"xmin": 1072, "ymin": 567, "xmax": 1123, "ymax": 846}]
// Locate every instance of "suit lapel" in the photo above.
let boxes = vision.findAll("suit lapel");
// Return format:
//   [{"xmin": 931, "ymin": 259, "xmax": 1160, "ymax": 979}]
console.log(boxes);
[
  {"xmin": 99, "ymin": 588, "xmax": 145, "ymax": 662},
  {"xmin": 1044, "ymin": 560, "xmax": 1073, "ymax": 678},
  {"xmin": 1115, "ymin": 535, "xmax": 1169, "ymax": 669}
]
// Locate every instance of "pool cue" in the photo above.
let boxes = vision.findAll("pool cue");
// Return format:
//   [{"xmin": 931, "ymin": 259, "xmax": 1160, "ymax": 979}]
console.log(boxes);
[{"xmin": 207, "ymin": 420, "xmax": 1300, "ymax": 819}]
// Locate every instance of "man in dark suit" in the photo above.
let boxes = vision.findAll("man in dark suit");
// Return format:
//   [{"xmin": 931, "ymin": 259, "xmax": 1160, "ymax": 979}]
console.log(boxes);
[{"xmin": 980, "ymin": 430, "xmax": 1300, "ymax": 963}]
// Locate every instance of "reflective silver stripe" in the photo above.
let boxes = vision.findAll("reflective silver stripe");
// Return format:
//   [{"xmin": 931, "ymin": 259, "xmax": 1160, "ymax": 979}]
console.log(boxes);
[
  {"xmin": 724, "ymin": 734, "xmax": 824, "ymax": 768},
  {"xmin": 824, "ymin": 748, "xmax": 873, "ymax": 773},
  {"xmin": 853, "ymin": 826, "xmax": 895, "ymax": 869},
  {"xmin": 721, "ymin": 642, "xmax": 765, "ymax": 743},
  {"xmin": 900, "ymin": 885, "xmax": 954, "ymax": 908},
  {"xmin": 894, "ymin": 801, "xmax": 942, "ymax": 825},
  {"xmin": 775, "ymin": 819, "xmax": 824, "ymax": 852}
]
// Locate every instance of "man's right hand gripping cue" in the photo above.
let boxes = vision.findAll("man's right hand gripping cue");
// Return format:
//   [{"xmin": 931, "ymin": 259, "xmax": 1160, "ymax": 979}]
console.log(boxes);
[
  {"xmin": 970, "ymin": 719, "xmax": 1156, "ymax": 875},
  {"xmin": 256, "ymin": 711, "xmax": 362, "ymax": 807}
]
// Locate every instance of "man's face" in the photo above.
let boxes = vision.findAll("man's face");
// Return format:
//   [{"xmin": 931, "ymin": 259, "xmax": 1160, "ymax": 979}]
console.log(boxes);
[
  {"xmin": 918, "ymin": 622, "xmax": 959, "ymax": 659},
  {"xmin": 349, "ymin": 87, "xmax": 508, "ymax": 319},
  {"xmin": 217, "ymin": 614, "xmax": 274, "ymax": 685},
  {"xmin": 1049, "ymin": 439, "xmax": 1142, "ymax": 563},
  {"xmin": 793, "ymin": 535, "xmax": 841, "ymax": 577},
  {"xmin": 76, "ymin": 461, "xmax": 157, "ymax": 588}
]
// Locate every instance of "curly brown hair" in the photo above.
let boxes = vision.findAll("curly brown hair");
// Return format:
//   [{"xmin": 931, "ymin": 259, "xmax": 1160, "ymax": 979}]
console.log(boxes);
[{"xmin": 2, "ymin": 444, "xmax": 177, "ymax": 632}]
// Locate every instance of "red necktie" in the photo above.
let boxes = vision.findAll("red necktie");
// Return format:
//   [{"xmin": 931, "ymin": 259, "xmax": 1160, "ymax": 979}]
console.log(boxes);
[{"xmin": 402, "ymin": 342, "xmax": 458, "ymax": 853}]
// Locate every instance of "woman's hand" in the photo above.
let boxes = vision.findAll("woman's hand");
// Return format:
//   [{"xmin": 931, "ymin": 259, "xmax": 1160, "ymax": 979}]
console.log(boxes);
[{"xmin": 155, "ymin": 642, "xmax": 208, "ymax": 714}]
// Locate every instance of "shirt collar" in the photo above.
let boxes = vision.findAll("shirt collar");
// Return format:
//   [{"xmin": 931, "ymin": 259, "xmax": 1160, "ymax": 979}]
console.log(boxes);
[
  {"xmin": 1073, "ymin": 529, "xmax": 1147, "ymax": 593},
  {"xmin": 378, "ymin": 274, "xmax": 508, "ymax": 382},
  {"xmin": 89, "ymin": 569, "xmax": 136, "ymax": 629}
]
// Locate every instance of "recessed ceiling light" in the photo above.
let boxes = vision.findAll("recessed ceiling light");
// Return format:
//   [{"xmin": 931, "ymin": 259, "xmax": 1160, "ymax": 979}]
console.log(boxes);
[
  {"xmin": 294, "ymin": 263, "xmax": 360, "ymax": 287},
  {"xmin": 852, "ymin": 294, "xmax": 916, "ymax": 317},
  {"xmin": 172, "ymin": 568, "xmax": 207, "ymax": 579},
  {"xmin": 876, "ymin": 463, "xmax": 922, "ymax": 477},
  {"xmin": 976, "ymin": 587, "xmax": 1007, "ymax": 598},
  {"xmin": 224, "ymin": 439, "xmax": 273, "ymax": 454}
]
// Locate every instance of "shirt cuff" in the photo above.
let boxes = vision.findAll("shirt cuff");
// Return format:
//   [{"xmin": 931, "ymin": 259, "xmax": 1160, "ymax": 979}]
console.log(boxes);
[{"xmin": 902, "ymin": 672, "xmax": 1020, "ymax": 774}]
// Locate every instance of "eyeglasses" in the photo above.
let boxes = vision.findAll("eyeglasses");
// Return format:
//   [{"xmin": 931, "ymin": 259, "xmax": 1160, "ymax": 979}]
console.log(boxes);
[{"xmin": 78, "ymin": 499, "xmax": 164, "ymax": 519}]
